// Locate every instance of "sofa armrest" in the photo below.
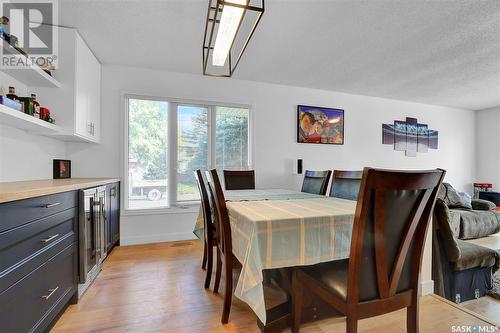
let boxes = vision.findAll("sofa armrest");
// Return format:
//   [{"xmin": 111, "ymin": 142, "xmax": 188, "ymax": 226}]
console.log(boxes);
[
  {"xmin": 434, "ymin": 199, "xmax": 461, "ymax": 261},
  {"xmin": 471, "ymin": 199, "xmax": 496, "ymax": 211}
]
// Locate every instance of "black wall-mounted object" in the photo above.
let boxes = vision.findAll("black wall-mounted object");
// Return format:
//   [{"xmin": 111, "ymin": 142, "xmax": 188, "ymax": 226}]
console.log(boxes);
[
  {"xmin": 297, "ymin": 159, "xmax": 303, "ymax": 174},
  {"xmin": 53, "ymin": 159, "xmax": 71, "ymax": 179}
]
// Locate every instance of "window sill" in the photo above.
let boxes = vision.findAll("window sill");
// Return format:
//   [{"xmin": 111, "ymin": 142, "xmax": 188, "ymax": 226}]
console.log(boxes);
[{"xmin": 121, "ymin": 203, "xmax": 200, "ymax": 216}]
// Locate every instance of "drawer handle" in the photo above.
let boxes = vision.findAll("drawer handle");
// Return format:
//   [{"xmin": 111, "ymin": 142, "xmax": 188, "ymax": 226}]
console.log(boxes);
[
  {"xmin": 41, "ymin": 234, "xmax": 60, "ymax": 244},
  {"xmin": 41, "ymin": 286, "xmax": 59, "ymax": 300},
  {"xmin": 41, "ymin": 202, "xmax": 61, "ymax": 208}
]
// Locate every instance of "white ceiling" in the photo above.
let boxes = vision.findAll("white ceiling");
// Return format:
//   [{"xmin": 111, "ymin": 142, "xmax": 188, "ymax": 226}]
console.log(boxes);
[{"xmin": 59, "ymin": 0, "xmax": 500, "ymax": 110}]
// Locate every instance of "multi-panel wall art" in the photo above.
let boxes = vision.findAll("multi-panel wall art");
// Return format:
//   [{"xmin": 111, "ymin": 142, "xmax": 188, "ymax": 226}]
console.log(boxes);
[{"xmin": 382, "ymin": 117, "xmax": 438, "ymax": 157}]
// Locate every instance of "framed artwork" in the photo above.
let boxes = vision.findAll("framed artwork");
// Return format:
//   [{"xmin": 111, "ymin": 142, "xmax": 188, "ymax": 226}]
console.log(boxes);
[
  {"xmin": 394, "ymin": 120, "xmax": 407, "ymax": 152},
  {"xmin": 417, "ymin": 123, "xmax": 429, "ymax": 153},
  {"xmin": 405, "ymin": 117, "xmax": 418, "ymax": 157},
  {"xmin": 297, "ymin": 105, "xmax": 344, "ymax": 144},
  {"xmin": 53, "ymin": 159, "xmax": 71, "ymax": 179},
  {"xmin": 382, "ymin": 117, "xmax": 438, "ymax": 156}
]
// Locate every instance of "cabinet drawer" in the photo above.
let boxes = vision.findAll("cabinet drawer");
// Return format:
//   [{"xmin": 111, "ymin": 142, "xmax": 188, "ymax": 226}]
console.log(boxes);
[
  {"xmin": 0, "ymin": 244, "xmax": 77, "ymax": 333},
  {"xmin": 0, "ymin": 208, "xmax": 77, "ymax": 293},
  {"xmin": 0, "ymin": 191, "xmax": 78, "ymax": 233}
]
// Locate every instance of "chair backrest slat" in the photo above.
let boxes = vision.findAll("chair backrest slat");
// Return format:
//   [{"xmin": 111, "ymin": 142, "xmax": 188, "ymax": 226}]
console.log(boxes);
[
  {"xmin": 388, "ymin": 188, "xmax": 433, "ymax": 296},
  {"xmin": 347, "ymin": 168, "xmax": 445, "ymax": 304},
  {"xmin": 194, "ymin": 170, "xmax": 213, "ymax": 242},
  {"xmin": 374, "ymin": 188, "xmax": 390, "ymax": 299},
  {"xmin": 329, "ymin": 170, "xmax": 362, "ymax": 200},
  {"xmin": 207, "ymin": 169, "xmax": 233, "ymax": 255},
  {"xmin": 301, "ymin": 170, "xmax": 332, "ymax": 195},
  {"xmin": 223, "ymin": 170, "xmax": 255, "ymax": 190}
]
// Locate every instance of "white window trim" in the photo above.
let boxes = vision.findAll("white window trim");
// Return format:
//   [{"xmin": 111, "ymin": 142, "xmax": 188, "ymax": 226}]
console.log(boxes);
[{"xmin": 122, "ymin": 93, "xmax": 253, "ymax": 214}]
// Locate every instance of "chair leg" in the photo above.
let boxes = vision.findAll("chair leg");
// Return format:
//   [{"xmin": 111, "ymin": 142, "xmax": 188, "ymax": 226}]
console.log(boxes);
[
  {"xmin": 291, "ymin": 269, "xmax": 303, "ymax": 333},
  {"xmin": 213, "ymin": 249, "xmax": 222, "ymax": 294},
  {"xmin": 407, "ymin": 301, "xmax": 419, "ymax": 333},
  {"xmin": 221, "ymin": 263, "xmax": 233, "ymax": 324},
  {"xmin": 204, "ymin": 245, "xmax": 213, "ymax": 289},
  {"xmin": 346, "ymin": 315, "xmax": 358, "ymax": 333},
  {"xmin": 202, "ymin": 240, "xmax": 207, "ymax": 270}
]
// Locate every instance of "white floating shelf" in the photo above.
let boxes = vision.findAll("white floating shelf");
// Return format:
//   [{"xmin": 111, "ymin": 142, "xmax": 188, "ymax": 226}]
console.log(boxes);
[
  {"xmin": 48, "ymin": 132, "xmax": 99, "ymax": 143},
  {"xmin": 1, "ymin": 47, "xmax": 61, "ymax": 88},
  {"xmin": 0, "ymin": 104, "xmax": 61, "ymax": 134},
  {"xmin": 0, "ymin": 104, "xmax": 97, "ymax": 143}
]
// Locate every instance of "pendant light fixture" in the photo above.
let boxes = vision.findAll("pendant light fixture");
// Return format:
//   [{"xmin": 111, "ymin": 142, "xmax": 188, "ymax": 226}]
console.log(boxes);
[{"xmin": 203, "ymin": 0, "xmax": 264, "ymax": 77}]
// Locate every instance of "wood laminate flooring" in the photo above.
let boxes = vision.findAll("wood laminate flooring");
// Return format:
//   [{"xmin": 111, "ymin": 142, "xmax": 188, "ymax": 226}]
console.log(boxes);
[{"xmin": 52, "ymin": 240, "xmax": 499, "ymax": 333}]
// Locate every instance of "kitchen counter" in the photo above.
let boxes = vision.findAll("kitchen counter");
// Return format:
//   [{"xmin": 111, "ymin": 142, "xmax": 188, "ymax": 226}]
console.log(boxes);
[{"xmin": 0, "ymin": 178, "xmax": 121, "ymax": 203}]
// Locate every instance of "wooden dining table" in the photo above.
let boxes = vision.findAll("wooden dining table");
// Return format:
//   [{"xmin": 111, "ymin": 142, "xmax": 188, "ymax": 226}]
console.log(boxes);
[{"xmin": 193, "ymin": 189, "xmax": 357, "ymax": 330}]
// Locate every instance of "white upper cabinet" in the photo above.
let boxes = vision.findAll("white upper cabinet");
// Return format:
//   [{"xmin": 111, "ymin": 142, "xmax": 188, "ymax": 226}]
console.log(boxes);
[
  {"xmin": 74, "ymin": 32, "xmax": 101, "ymax": 141},
  {"xmin": 37, "ymin": 27, "xmax": 101, "ymax": 143}
]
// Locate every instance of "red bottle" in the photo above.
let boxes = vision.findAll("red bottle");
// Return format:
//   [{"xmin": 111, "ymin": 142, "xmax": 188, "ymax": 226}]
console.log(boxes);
[{"xmin": 40, "ymin": 107, "xmax": 50, "ymax": 121}]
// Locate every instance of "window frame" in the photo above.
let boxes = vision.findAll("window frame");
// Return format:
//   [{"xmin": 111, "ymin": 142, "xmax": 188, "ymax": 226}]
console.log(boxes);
[{"xmin": 122, "ymin": 93, "xmax": 253, "ymax": 214}]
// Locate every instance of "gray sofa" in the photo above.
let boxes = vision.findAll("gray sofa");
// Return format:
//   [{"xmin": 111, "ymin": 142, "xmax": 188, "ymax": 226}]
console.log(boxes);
[{"xmin": 432, "ymin": 183, "xmax": 500, "ymax": 303}]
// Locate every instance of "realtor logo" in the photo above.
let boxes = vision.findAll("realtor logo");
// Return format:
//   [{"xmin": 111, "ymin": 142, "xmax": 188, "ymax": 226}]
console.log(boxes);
[{"xmin": 0, "ymin": 0, "xmax": 58, "ymax": 70}]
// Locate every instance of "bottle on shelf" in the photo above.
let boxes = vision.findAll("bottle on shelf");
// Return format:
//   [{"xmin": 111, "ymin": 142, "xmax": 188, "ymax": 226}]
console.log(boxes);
[
  {"xmin": 0, "ymin": 84, "xmax": 23, "ymax": 111},
  {"xmin": 6, "ymin": 86, "xmax": 18, "ymax": 101},
  {"xmin": 31, "ymin": 93, "xmax": 40, "ymax": 119},
  {"xmin": 40, "ymin": 107, "xmax": 54, "ymax": 124}
]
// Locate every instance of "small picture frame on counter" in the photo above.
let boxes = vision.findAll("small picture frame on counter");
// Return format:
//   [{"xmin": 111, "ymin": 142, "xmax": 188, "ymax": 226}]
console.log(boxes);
[{"xmin": 53, "ymin": 159, "xmax": 71, "ymax": 179}]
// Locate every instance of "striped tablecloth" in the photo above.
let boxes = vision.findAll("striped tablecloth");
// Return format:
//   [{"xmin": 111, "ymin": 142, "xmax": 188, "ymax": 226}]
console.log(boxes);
[
  {"xmin": 193, "ymin": 190, "xmax": 356, "ymax": 324},
  {"xmin": 229, "ymin": 197, "xmax": 356, "ymax": 323},
  {"xmin": 193, "ymin": 189, "xmax": 323, "ymax": 238}
]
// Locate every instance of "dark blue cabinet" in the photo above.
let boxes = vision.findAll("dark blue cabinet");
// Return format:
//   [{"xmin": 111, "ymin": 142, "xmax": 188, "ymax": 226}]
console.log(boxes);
[
  {"xmin": 0, "ymin": 191, "xmax": 78, "ymax": 333},
  {"xmin": 106, "ymin": 182, "xmax": 120, "ymax": 252}
]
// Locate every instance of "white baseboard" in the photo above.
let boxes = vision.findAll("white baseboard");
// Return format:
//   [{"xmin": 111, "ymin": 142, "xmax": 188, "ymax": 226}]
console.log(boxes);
[
  {"xmin": 420, "ymin": 279, "xmax": 434, "ymax": 296},
  {"xmin": 120, "ymin": 232, "xmax": 197, "ymax": 246}
]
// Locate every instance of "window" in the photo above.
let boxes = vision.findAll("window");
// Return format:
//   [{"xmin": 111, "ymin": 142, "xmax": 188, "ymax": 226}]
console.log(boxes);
[
  {"xmin": 215, "ymin": 106, "xmax": 249, "ymax": 170},
  {"xmin": 125, "ymin": 97, "xmax": 251, "ymax": 210},
  {"xmin": 177, "ymin": 105, "xmax": 208, "ymax": 202},
  {"xmin": 128, "ymin": 99, "xmax": 168, "ymax": 209}
]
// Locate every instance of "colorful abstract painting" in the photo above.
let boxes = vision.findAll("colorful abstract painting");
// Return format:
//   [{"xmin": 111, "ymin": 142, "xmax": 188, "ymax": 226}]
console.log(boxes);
[{"xmin": 297, "ymin": 105, "xmax": 344, "ymax": 144}]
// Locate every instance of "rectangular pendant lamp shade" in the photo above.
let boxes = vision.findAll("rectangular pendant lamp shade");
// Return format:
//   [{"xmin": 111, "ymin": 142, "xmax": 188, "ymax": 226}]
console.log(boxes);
[{"xmin": 203, "ymin": 0, "xmax": 265, "ymax": 77}]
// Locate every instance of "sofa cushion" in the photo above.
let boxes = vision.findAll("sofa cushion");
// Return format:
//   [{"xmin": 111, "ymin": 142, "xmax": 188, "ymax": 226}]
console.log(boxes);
[
  {"xmin": 471, "ymin": 199, "xmax": 496, "ymax": 211},
  {"xmin": 453, "ymin": 209, "xmax": 500, "ymax": 239},
  {"xmin": 438, "ymin": 183, "xmax": 472, "ymax": 209},
  {"xmin": 453, "ymin": 240, "xmax": 499, "ymax": 272}
]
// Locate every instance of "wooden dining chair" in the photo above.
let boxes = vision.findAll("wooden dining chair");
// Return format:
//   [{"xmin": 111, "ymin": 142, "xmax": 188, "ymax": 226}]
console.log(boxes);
[
  {"xmin": 292, "ymin": 167, "xmax": 446, "ymax": 333},
  {"xmin": 301, "ymin": 170, "xmax": 332, "ymax": 195},
  {"xmin": 329, "ymin": 170, "xmax": 363, "ymax": 201},
  {"xmin": 206, "ymin": 169, "xmax": 242, "ymax": 324},
  {"xmin": 194, "ymin": 169, "xmax": 216, "ymax": 289},
  {"xmin": 223, "ymin": 170, "xmax": 255, "ymax": 190}
]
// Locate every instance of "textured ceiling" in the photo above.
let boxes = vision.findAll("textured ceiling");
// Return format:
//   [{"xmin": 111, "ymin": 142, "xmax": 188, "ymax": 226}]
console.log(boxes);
[{"xmin": 59, "ymin": 0, "xmax": 500, "ymax": 110}]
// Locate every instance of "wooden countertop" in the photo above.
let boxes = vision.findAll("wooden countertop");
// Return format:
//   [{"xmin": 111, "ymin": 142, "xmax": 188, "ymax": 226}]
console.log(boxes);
[{"xmin": 0, "ymin": 178, "xmax": 120, "ymax": 203}]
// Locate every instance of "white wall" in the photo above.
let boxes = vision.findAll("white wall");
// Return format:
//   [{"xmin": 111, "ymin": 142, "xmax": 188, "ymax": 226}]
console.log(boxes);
[
  {"xmin": 0, "ymin": 73, "xmax": 66, "ymax": 181},
  {"xmin": 475, "ymin": 106, "xmax": 500, "ymax": 189},
  {"xmin": 66, "ymin": 65, "xmax": 476, "ymax": 246}
]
